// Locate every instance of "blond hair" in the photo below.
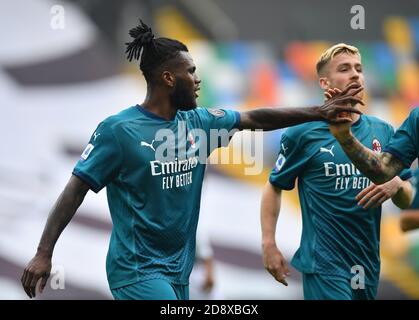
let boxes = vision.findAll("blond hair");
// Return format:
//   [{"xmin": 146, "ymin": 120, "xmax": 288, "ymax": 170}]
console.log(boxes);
[{"xmin": 316, "ymin": 43, "xmax": 360, "ymax": 75}]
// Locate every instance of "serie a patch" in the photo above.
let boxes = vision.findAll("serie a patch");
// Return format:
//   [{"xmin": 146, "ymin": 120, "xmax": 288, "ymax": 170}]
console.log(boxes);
[
  {"xmin": 208, "ymin": 108, "xmax": 225, "ymax": 117},
  {"xmin": 275, "ymin": 154, "xmax": 286, "ymax": 172}
]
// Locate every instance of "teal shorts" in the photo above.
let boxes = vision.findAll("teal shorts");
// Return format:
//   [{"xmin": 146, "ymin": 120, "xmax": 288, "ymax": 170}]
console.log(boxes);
[
  {"xmin": 111, "ymin": 279, "xmax": 189, "ymax": 300},
  {"xmin": 303, "ymin": 273, "xmax": 377, "ymax": 300}
]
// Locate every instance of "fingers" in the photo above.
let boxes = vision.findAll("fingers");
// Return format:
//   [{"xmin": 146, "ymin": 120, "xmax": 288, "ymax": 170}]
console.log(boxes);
[
  {"xmin": 340, "ymin": 83, "xmax": 363, "ymax": 96},
  {"xmin": 272, "ymin": 268, "xmax": 289, "ymax": 286},
  {"xmin": 265, "ymin": 263, "xmax": 290, "ymax": 286},
  {"xmin": 331, "ymin": 85, "xmax": 364, "ymax": 106},
  {"xmin": 362, "ymin": 191, "xmax": 385, "ymax": 209},
  {"xmin": 375, "ymin": 194, "xmax": 390, "ymax": 208},
  {"xmin": 268, "ymin": 267, "xmax": 289, "ymax": 286},
  {"xmin": 333, "ymin": 104, "xmax": 363, "ymax": 114},
  {"xmin": 23, "ymin": 270, "xmax": 36, "ymax": 298},
  {"xmin": 277, "ymin": 261, "xmax": 290, "ymax": 286},
  {"xmin": 324, "ymin": 88, "xmax": 344, "ymax": 101},
  {"xmin": 282, "ymin": 261, "xmax": 290, "ymax": 277},
  {"xmin": 277, "ymin": 276, "xmax": 288, "ymax": 286},
  {"xmin": 324, "ymin": 92, "xmax": 332, "ymax": 100},
  {"xmin": 333, "ymin": 96, "xmax": 365, "ymax": 107},
  {"xmin": 345, "ymin": 85, "xmax": 364, "ymax": 98},
  {"xmin": 358, "ymin": 186, "xmax": 380, "ymax": 207},
  {"xmin": 39, "ymin": 274, "xmax": 50, "ymax": 294},
  {"xmin": 21, "ymin": 268, "xmax": 48, "ymax": 298},
  {"xmin": 21, "ymin": 269, "xmax": 32, "ymax": 298},
  {"xmin": 347, "ymin": 97, "xmax": 365, "ymax": 106},
  {"xmin": 356, "ymin": 184, "xmax": 375, "ymax": 201},
  {"xmin": 371, "ymin": 195, "xmax": 388, "ymax": 209},
  {"xmin": 326, "ymin": 84, "xmax": 364, "ymax": 105},
  {"xmin": 357, "ymin": 184, "xmax": 378, "ymax": 203},
  {"xmin": 29, "ymin": 273, "xmax": 40, "ymax": 298}
]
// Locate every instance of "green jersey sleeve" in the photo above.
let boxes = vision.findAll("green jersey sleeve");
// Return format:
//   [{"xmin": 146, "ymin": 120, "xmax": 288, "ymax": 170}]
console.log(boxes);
[
  {"xmin": 384, "ymin": 107, "xmax": 419, "ymax": 168},
  {"xmin": 269, "ymin": 130, "xmax": 307, "ymax": 190},
  {"xmin": 73, "ymin": 121, "xmax": 123, "ymax": 193}
]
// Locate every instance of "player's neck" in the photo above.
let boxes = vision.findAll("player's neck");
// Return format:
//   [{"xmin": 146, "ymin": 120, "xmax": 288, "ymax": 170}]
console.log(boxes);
[{"xmin": 142, "ymin": 90, "xmax": 177, "ymax": 121}]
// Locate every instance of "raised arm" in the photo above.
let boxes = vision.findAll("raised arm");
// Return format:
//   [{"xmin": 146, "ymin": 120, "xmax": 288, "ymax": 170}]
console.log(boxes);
[
  {"xmin": 239, "ymin": 84, "xmax": 364, "ymax": 131},
  {"xmin": 330, "ymin": 125, "xmax": 405, "ymax": 184},
  {"xmin": 260, "ymin": 182, "xmax": 289, "ymax": 286},
  {"xmin": 21, "ymin": 174, "xmax": 90, "ymax": 298}
]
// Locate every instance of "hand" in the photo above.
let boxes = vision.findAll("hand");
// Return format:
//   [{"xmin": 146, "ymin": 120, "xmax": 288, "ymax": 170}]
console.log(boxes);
[
  {"xmin": 356, "ymin": 176, "xmax": 403, "ymax": 209},
  {"xmin": 21, "ymin": 253, "xmax": 52, "ymax": 298},
  {"xmin": 262, "ymin": 244, "xmax": 290, "ymax": 286},
  {"xmin": 202, "ymin": 272, "xmax": 215, "ymax": 292},
  {"xmin": 318, "ymin": 83, "xmax": 364, "ymax": 124}
]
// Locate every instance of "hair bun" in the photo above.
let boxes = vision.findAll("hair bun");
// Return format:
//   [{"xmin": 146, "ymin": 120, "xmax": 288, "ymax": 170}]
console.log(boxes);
[
  {"xmin": 125, "ymin": 19, "xmax": 155, "ymax": 61},
  {"xmin": 128, "ymin": 19, "xmax": 154, "ymax": 45},
  {"xmin": 140, "ymin": 30, "xmax": 154, "ymax": 45}
]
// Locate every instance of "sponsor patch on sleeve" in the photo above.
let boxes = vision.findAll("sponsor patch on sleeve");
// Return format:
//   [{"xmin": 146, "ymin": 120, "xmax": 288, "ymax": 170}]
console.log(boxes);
[
  {"xmin": 274, "ymin": 154, "xmax": 286, "ymax": 172},
  {"xmin": 81, "ymin": 143, "xmax": 94, "ymax": 160},
  {"xmin": 208, "ymin": 108, "xmax": 225, "ymax": 117}
]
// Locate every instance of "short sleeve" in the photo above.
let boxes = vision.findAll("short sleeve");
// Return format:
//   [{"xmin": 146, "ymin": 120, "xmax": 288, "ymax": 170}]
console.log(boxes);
[
  {"xmin": 269, "ymin": 131, "xmax": 307, "ymax": 190},
  {"xmin": 196, "ymin": 107, "xmax": 240, "ymax": 137},
  {"xmin": 384, "ymin": 108, "xmax": 419, "ymax": 168},
  {"xmin": 192, "ymin": 108, "xmax": 240, "ymax": 155},
  {"xmin": 72, "ymin": 121, "xmax": 123, "ymax": 193}
]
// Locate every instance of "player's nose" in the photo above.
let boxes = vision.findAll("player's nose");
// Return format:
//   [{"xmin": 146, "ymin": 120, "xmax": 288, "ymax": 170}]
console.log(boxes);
[
  {"xmin": 349, "ymin": 68, "xmax": 360, "ymax": 80},
  {"xmin": 194, "ymin": 75, "xmax": 201, "ymax": 84}
]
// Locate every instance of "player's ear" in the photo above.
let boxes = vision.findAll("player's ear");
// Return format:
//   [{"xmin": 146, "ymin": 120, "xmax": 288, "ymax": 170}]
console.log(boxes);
[
  {"xmin": 319, "ymin": 77, "xmax": 330, "ymax": 90},
  {"xmin": 162, "ymin": 71, "xmax": 175, "ymax": 88}
]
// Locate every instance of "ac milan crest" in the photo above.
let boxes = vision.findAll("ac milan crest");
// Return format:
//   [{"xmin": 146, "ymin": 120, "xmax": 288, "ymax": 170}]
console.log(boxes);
[
  {"xmin": 188, "ymin": 132, "xmax": 196, "ymax": 149},
  {"xmin": 372, "ymin": 138, "xmax": 382, "ymax": 153}
]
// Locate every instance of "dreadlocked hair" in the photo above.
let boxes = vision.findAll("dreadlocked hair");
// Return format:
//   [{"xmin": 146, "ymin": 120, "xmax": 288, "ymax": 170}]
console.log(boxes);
[{"xmin": 125, "ymin": 19, "xmax": 189, "ymax": 82}]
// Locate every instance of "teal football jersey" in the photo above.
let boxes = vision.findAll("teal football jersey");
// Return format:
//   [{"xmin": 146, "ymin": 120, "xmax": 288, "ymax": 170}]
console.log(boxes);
[
  {"xmin": 384, "ymin": 107, "xmax": 419, "ymax": 168},
  {"xmin": 269, "ymin": 115, "xmax": 396, "ymax": 286},
  {"xmin": 73, "ymin": 105, "xmax": 240, "ymax": 289}
]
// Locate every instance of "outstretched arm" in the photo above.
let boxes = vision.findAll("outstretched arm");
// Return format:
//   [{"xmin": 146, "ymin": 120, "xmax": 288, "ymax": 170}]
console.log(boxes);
[
  {"xmin": 239, "ymin": 84, "xmax": 363, "ymax": 131},
  {"xmin": 260, "ymin": 182, "xmax": 290, "ymax": 286},
  {"xmin": 21, "ymin": 174, "xmax": 90, "ymax": 298}
]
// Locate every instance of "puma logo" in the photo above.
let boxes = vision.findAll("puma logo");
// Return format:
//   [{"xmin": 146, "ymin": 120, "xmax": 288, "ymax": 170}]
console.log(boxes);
[
  {"xmin": 141, "ymin": 140, "xmax": 156, "ymax": 152},
  {"xmin": 93, "ymin": 132, "xmax": 101, "ymax": 141},
  {"xmin": 320, "ymin": 145, "xmax": 335, "ymax": 157}
]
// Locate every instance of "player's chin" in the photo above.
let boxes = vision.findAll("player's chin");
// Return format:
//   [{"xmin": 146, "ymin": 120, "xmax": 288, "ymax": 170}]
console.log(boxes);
[{"xmin": 179, "ymin": 100, "xmax": 198, "ymax": 111}]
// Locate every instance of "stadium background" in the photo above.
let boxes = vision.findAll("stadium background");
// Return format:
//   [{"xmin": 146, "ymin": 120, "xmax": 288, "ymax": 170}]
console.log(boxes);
[{"xmin": 1, "ymin": 0, "xmax": 419, "ymax": 299}]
